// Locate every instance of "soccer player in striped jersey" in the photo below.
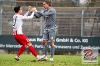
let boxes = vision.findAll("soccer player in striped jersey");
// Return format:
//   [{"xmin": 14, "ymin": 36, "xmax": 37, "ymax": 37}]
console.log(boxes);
[{"xmin": 13, "ymin": 6, "xmax": 40, "ymax": 61}]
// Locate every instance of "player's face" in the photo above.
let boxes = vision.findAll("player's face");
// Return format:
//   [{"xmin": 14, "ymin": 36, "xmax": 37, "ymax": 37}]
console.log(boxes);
[
  {"xmin": 43, "ymin": 2, "xmax": 49, "ymax": 9},
  {"xmin": 19, "ymin": 7, "xmax": 22, "ymax": 14}
]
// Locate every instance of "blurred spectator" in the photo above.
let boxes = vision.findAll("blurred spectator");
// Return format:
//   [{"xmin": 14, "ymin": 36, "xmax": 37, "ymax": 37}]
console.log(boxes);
[
  {"xmin": 72, "ymin": 0, "xmax": 76, "ymax": 6},
  {"xmin": 79, "ymin": 0, "xmax": 89, "ymax": 7}
]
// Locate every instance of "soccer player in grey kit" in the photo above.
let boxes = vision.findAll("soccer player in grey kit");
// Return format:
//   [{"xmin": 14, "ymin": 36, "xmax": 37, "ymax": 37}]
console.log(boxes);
[{"xmin": 34, "ymin": 0, "xmax": 57, "ymax": 61}]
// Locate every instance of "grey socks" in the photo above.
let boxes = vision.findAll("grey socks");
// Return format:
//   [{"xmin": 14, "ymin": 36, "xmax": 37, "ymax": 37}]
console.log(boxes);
[
  {"xmin": 50, "ymin": 46, "xmax": 55, "ymax": 58},
  {"xmin": 43, "ymin": 45, "xmax": 48, "ymax": 56}
]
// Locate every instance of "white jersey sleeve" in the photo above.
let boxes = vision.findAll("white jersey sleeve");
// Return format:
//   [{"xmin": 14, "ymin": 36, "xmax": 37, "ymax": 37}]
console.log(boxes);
[
  {"xmin": 21, "ymin": 12, "xmax": 34, "ymax": 19},
  {"xmin": 24, "ymin": 11, "xmax": 29, "ymax": 16}
]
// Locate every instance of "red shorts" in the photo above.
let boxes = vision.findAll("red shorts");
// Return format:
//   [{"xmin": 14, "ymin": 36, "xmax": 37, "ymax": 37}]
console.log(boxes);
[{"xmin": 14, "ymin": 34, "xmax": 30, "ymax": 45}]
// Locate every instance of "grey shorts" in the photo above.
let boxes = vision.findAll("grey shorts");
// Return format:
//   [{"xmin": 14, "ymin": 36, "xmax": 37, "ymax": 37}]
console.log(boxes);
[{"xmin": 43, "ymin": 28, "xmax": 57, "ymax": 42}]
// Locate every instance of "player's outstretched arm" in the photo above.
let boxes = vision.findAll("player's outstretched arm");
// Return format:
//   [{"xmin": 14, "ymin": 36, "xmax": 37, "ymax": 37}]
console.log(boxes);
[
  {"xmin": 34, "ymin": 12, "xmax": 43, "ymax": 18},
  {"xmin": 21, "ymin": 8, "xmax": 35, "ymax": 19}
]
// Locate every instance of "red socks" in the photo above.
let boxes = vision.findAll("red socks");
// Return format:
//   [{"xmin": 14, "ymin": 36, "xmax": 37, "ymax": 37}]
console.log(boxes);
[
  {"xmin": 28, "ymin": 46, "xmax": 37, "ymax": 57},
  {"xmin": 17, "ymin": 45, "xmax": 37, "ymax": 57},
  {"xmin": 17, "ymin": 45, "xmax": 26, "ymax": 56}
]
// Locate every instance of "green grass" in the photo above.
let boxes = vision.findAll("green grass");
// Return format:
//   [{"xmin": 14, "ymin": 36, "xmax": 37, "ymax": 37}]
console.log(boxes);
[{"xmin": 0, "ymin": 54, "xmax": 100, "ymax": 66}]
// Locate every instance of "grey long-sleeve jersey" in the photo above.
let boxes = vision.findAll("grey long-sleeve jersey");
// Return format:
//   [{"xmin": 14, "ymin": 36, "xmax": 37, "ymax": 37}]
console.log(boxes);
[{"xmin": 39, "ymin": 7, "xmax": 57, "ymax": 29}]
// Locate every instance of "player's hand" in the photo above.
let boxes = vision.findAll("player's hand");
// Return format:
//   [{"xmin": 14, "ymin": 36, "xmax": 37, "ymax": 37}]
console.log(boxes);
[
  {"xmin": 31, "ymin": 8, "xmax": 37, "ymax": 12},
  {"xmin": 33, "ymin": 7, "xmax": 37, "ymax": 12},
  {"xmin": 31, "ymin": 8, "xmax": 35, "ymax": 12}
]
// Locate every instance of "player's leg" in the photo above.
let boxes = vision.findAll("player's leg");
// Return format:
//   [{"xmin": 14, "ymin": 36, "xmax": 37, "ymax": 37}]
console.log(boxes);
[
  {"xmin": 49, "ymin": 42, "xmax": 55, "ymax": 61},
  {"xmin": 41, "ymin": 30, "xmax": 49, "ymax": 60},
  {"xmin": 42, "ymin": 40, "xmax": 48, "ymax": 56},
  {"xmin": 14, "ymin": 45, "xmax": 26, "ymax": 61},
  {"xmin": 14, "ymin": 34, "xmax": 40, "ymax": 61},
  {"xmin": 27, "ymin": 42, "xmax": 40, "ymax": 60},
  {"xmin": 17, "ymin": 45, "xmax": 26, "ymax": 56},
  {"xmin": 49, "ymin": 28, "xmax": 57, "ymax": 61},
  {"xmin": 20, "ymin": 34, "xmax": 40, "ymax": 60},
  {"xmin": 14, "ymin": 35, "xmax": 27, "ymax": 61}
]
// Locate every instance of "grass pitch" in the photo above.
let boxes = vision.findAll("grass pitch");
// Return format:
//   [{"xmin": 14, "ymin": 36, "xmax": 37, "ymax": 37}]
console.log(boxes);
[{"xmin": 0, "ymin": 54, "xmax": 100, "ymax": 66}]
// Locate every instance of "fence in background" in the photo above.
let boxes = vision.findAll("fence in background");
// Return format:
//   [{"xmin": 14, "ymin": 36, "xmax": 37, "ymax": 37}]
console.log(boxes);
[
  {"xmin": 0, "ymin": 0, "xmax": 100, "ymax": 7},
  {"xmin": 0, "ymin": 9, "xmax": 2, "ymax": 35},
  {"xmin": 0, "ymin": 1, "xmax": 100, "ymax": 37}
]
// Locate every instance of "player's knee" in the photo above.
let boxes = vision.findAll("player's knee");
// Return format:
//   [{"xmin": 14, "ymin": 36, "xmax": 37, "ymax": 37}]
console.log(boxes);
[
  {"xmin": 42, "ymin": 40, "xmax": 47, "ymax": 45},
  {"xmin": 24, "ymin": 45, "xmax": 27, "ymax": 47},
  {"xmin": 27, "ymin": 42, "xmax": 32, "ymax": 46},
  {"xmin": 50, "ymin": 42, "xmax": 54, "ymax": 46}
]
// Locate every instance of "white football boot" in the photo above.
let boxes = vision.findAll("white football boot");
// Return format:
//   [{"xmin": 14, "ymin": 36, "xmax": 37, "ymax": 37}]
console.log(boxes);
[
  {"xmin": 49, "ymin": 58, "xmax": 54, "ymax": 61},
  {"xmin": 40, "ymin": 55, "xmax": 48, "ymax": 61},
  {"xmin": 36, "ymin": 55, "xmax": 41, "ymax": 61},
  {"xmin": 14, "ymin": 56, "xmax": 20, "ymax": 61}
]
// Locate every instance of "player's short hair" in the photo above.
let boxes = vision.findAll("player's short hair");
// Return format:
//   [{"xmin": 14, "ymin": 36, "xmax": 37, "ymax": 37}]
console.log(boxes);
[
  {"xmin": 44, "ymin": 0, "xmax": 51, "ymax": 6},
  {"xmin": 14, "ymin": 6, "xmax": 21, "ymax": 13}
]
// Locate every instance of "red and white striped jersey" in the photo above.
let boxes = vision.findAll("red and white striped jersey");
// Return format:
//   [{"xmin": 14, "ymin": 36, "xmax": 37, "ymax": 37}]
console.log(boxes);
[{"xmin": 13, "ymin": 11, "xmax": 34, "ymax": 35}]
